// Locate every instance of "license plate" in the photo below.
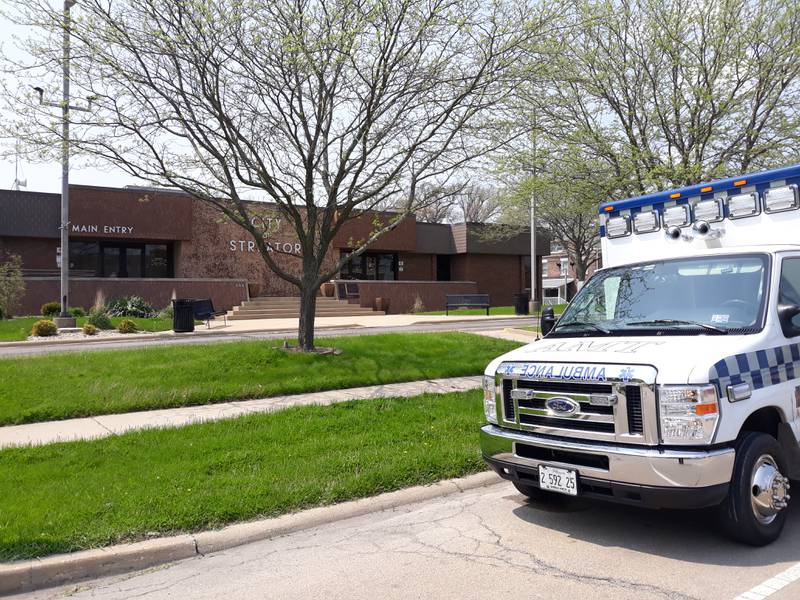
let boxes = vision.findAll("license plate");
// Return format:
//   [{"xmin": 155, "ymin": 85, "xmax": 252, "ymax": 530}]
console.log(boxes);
[{"xmin": 538, "ymin": 465, "xmax": 578, "ymax": 496}]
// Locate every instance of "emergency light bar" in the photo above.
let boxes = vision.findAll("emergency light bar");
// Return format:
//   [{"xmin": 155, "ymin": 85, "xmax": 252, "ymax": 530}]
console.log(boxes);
[
  {"xmin": 662, "ymin": 205, "xmax": 690, "ymax": 228},
  {"xmin": 633, "ymin": 210, "xmax": 659, "ymax": 234},
  {"xmin": 598, "ymin": 163, "xmax": 800, "ymax": 267},
  {"xmin": 764, "ymin": 184, "xmax": 799, "ymax": 213},
  {"xmin": 727, "ymin": 192, "xmax": 759, "ymax": 219},
  {"xmin": 693, "ymin": 199, "xmax": 722, "ymax": 222}
]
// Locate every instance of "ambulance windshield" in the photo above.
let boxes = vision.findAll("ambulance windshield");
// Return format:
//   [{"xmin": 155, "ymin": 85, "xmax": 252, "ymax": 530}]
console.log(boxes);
[{"xmin": 553, "ymin": 254, "xmax": 769, "ymax": 336}]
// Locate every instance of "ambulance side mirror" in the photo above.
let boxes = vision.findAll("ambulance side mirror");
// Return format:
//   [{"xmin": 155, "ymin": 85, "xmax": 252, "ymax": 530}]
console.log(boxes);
[
  {"xmin": 541, "ymin": 307, "xmax": 556, "ymax": 336},
  {"xmin": 777, "ymin": 304, "xmax": 800, "ymax": 338}
]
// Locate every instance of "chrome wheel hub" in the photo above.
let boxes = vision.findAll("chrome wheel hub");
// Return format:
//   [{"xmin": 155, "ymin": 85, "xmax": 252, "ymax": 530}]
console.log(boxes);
[{"xmin": 751, "ymin": 454, "xmax": 791, "ymax": 524}]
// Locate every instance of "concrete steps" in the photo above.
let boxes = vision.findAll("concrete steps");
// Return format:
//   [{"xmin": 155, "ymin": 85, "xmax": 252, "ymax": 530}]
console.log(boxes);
[{"xmin": 226, "ymin": 296, "xmax": 382, "ymax": 320}]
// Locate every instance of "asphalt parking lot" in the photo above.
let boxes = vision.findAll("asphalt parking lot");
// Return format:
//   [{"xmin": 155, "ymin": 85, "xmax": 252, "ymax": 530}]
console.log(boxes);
[{"xmin": 15, "ymin": 480, "xmax": 800, "ymax": 600}]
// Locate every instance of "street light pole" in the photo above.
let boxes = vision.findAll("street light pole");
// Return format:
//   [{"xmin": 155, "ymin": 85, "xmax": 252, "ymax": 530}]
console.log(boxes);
[
  {"xmin": 59, "ymin": 0, "xmax": 76, "ymax": 324},
  {"xmin": 35, "ymin": 0, "xmax": 92, "ymax": 328},
  {"xmin": 528, "ymin": 120, "xmax": 540, "ymax": 316}
]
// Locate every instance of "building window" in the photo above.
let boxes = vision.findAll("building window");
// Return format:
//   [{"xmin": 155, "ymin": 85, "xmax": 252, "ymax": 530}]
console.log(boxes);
[
  {"xmin": 560, "ymin": 258, "xmax": 569, "ymax": 276},
  {"xmin": 69, "ymin": 242, "xmax": 173, "ymax": 278},
  {"xmin": 339, "ymin": 251, "xmax": 397, "ymax": 280},
  {"xmin": 550, "ymin": 241, "xmax": 565, "ymax": 254}
]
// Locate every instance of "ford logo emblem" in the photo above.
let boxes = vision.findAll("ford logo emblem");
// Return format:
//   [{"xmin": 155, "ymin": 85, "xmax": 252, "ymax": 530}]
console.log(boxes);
[{"xmin": 545, "ymin": 397, "xmax": 580, "ymax": 416}]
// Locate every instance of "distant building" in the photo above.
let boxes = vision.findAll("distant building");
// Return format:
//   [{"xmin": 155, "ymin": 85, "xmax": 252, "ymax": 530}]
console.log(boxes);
[
  {"xmin": 539, "ymin": 241, "xmax": 600, "ymax": 305},
  {"xmin": 0, "ymin": 186, "xmax": 551, "ymax": 315}
]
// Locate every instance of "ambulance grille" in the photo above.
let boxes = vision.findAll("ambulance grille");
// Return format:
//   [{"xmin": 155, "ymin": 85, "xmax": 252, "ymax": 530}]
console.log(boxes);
[
  {"xmin": 502, "ymin": 379, "xmax": 515, "ymax": 422},
  {"xmin": 625, "ymin": 385, "xmax": 644, "ymax": 434},
  {"xmin": 502, "ymin": 379, "xmax": 617, "ymax": 436}
]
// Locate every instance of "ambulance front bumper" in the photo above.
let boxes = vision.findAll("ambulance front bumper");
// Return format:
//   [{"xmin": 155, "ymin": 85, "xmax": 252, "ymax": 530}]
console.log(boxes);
[{"xmin": 481, "ymin": 425, "xmax": 735, "ymax": 508}]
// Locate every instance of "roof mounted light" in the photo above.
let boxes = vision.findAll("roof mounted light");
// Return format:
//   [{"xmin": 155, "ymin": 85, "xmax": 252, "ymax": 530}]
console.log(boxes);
[
  {"xmin": 633, "ymin": 210, "xmax": 659, "ymax": 234},
  {"xmin": 764, "ymin": 184, "xmax": 799, "ymax": 214},
  {"xmin": 662, "ymin": 205, "xmax": 690, "ymax": 228},
  {"xmin": 693, "ymin": 199, "xmax": 723, "ymax": 223},
  {"xmin": 726, "ymin": 192, "xmax": 760, "ymax": 219},
  {"xmin": 606, "ymin": 215, "xmax": 631, "ymax": 238}
]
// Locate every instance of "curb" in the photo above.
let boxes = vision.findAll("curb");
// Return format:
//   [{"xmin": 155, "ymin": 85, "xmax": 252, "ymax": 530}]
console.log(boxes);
[{"xmin": 0, "ymin": 471, "xmax": 502, "ymax": 595}]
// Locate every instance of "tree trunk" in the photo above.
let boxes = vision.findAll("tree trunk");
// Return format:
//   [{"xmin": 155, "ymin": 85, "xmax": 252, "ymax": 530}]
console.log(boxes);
[{"xmin": 298, "ymin": 279, "xmax": 319, "ymax": 352}]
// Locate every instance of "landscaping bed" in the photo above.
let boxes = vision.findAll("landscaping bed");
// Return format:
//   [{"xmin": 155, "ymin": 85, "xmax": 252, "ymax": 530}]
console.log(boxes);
[
  {"xmin": 0, "ymin": 332, "xmax": 518, "ymax": 425},
  {"xmin": 0, "ymin": 390, "xmax": 486, "ymax": 561},
  {"xmin": 0, "ymin": 316, "xmax": 175, "ymax": 342}
]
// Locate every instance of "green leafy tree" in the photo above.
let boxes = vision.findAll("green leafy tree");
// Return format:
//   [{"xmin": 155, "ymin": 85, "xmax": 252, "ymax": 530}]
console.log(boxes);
[{"xmin": 536, "ymin": 0, "xmax": 800, "ymax": 192}]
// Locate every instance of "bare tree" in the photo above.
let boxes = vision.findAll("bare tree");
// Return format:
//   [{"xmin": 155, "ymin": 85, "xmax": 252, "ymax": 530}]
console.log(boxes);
[
  {"xmin": 409, "ymin": 183, "xmax": 462, "ymax": 223},
  {"xmin": 454, "ymin": 183, "xmax": 501, "ymax": 223},
  {"xmin": 2, "ymin": 0, "xmax": 561, "ymax": 350}
]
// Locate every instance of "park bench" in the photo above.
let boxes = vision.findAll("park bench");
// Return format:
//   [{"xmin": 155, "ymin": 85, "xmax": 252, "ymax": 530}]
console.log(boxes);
[
  {"xmin": 192, "ymin": 298, "xmax": 227, "ymax": 328},
  {"xmin": 445, "ymin": 293, "xmax": 490, "ymax": 316}
]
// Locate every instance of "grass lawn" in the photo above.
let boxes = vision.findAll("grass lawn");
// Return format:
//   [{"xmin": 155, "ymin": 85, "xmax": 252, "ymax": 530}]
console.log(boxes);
[
  {"xmin": 0, "ymin": 332, "xmax": 518, "ymax": 425},
  {"xmin": 0, "ymin": 390, "xmax": 486, "ymax": 561},
  {"xmin": 0, "ymin": 316, "xmax": 175, "ymax": 342}
]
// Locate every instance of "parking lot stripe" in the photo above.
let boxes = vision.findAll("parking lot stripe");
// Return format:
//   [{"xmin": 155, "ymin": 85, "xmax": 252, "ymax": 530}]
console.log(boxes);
[{"xmin": 733, "ymin": 562, "xmax": 800, "ymax": 600}]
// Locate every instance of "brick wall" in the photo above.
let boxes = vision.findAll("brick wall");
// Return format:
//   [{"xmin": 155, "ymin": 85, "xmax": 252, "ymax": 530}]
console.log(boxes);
[
  {"xmin": 1, "ymin": 237, "xmax": 58, "ymax": 270},
  {"xmin": 398, "ymin": 253, "xmax": 435, "ymax": 280},
  {"xmin": 339, "ymin": 280, "xmax": 479, "ymax": 313},
  {"xmin": 450, "ymin": 254, "xmax": 525, "ymax": 306},
  {"xmin": 18, "ymin": 277, "xmax": 248, "ymax": 316}
]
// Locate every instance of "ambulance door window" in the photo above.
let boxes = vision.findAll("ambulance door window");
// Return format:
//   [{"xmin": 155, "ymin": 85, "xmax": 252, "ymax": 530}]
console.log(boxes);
[{"xmin": 779, "ymin": 258, "xmax": 800, "ymax": 333}]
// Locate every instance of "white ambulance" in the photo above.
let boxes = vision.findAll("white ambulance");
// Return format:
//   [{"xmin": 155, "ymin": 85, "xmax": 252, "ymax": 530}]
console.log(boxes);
[{"xmin": 481, "ymin": 164, "xmax": 800, "ymax": 545}]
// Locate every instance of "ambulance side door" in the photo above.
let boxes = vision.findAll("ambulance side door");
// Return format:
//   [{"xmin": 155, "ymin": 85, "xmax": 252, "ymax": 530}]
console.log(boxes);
[{"xmin": 777, "ymin": 254, "xmax": 800, "ymax": 437}]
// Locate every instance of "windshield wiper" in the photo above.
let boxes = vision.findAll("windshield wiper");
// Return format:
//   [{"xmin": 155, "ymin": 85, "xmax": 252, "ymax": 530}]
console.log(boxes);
[
  {"xmin": 553, "ymin": 321, "xmax": 612, "ymax": 334},
  {"xmin": 625, "ymin": 319, "xmax": 728, "ymax": 334}
]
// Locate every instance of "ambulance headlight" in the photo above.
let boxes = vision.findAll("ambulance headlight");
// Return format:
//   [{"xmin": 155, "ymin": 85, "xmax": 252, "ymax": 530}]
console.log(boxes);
[
  {"xmin": 726, "ymin": 192, "xmax": 759, "ymax": 219},
  {"xmin": 658, "ymin": 385, "xmax": 719, "ymax": 444},
  {"xmin": 662, "ymin": 205, "xmax": 690, "ymax": 228},
  {"xmin": 633, "ymin": 210, "xmax": 659, "ymax": 234},
  {"xmin": 764, "ymin": 184, "xmax": 799, "ymax": 214},
  {"xmin": 693, "ymin": 199, "xmax": 723, "ymax": 222},
  {"xmin": 483, "ymin": 375, "xmax": 498, "ymax": 424},
  {"xmin": 606, "ymin": 215, "xmax": 631, "ymax": 238}
]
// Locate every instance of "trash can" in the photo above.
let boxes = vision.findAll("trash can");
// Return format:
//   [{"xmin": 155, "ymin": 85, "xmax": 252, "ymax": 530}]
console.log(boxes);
[
  {"xmin": 514, "ymin": 293, "xmax": 529, "ymax": 315},
  {"xmin": 172, "ymin": 299, "xmax": 195, "ymax": 333}
]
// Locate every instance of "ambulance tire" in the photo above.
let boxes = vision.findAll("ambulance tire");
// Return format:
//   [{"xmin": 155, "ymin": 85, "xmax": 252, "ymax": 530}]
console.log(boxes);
[{"xmin": 718, "ymin": 432, "xmax": 790, "ymax": 546}]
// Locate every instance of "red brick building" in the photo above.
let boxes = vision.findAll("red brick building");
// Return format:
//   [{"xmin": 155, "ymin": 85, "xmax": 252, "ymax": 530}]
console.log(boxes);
[
  {"xmin": 0, "ymin": 186, "xmax": 549, "ymax": 315},
  {"xmin": 539, "ymin": 240, "xmax": 600, "ymax": 304}
]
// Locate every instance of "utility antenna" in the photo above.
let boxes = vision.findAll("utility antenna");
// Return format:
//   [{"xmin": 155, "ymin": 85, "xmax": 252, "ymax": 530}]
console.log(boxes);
[{"xmin": 11, "ymin": 139, "xmax": 27, "ymax": 190}]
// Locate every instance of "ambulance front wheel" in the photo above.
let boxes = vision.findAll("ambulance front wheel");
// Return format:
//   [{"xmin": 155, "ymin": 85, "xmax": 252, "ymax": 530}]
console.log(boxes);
[{"xmin": 718, "ymin": 432, "xmax": 790, "ymax": 546}]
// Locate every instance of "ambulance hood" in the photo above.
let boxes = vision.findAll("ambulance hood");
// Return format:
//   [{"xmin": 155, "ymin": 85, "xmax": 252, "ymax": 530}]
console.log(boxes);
[{"xmin": 486, "ymin": 334, "xmax": 769, "ymax": 385}]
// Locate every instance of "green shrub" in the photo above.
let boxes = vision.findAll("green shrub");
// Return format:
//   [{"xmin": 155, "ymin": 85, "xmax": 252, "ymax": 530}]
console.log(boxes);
[
  {"xmin": 157, "ymin": 304, "xmax": 174, "ymax": 319},
  {"xmin": 69, "ymin": 307, "xmax": 86, "ymax": 318},
  {"xmin": 82, "ymin": 323, "xmax": 98, "ymax": 336},
  {"xmin": 31, "ymin": 319, "xmax": 58, "ymax": 337},
  {"xmin": 107, "ymin": 296, "xmax": 156, "ymax": 318},
  {"xmin": 87, "ymin": 308, "xmax": 114, "ymax": 330},
  {"xmin": 117, "ymin": 319, "xmax": 138, "ymax": 334},
  {"xmin": 41, "ymin": 301, "xmax": 61, "ymax": 318},
  {"xmin": 0, "ymin": 254, "xmax": 25, "ymax": 319}
]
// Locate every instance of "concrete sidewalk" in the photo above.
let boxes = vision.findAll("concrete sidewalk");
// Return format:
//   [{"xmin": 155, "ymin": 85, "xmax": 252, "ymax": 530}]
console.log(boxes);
[
  {"xmin": 0, "ymin": 376, "xmax": 482, "ymax": 449},
  {"xmin": 0, "ymin": 313, "xmax": 528, "ymax": 350}
]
